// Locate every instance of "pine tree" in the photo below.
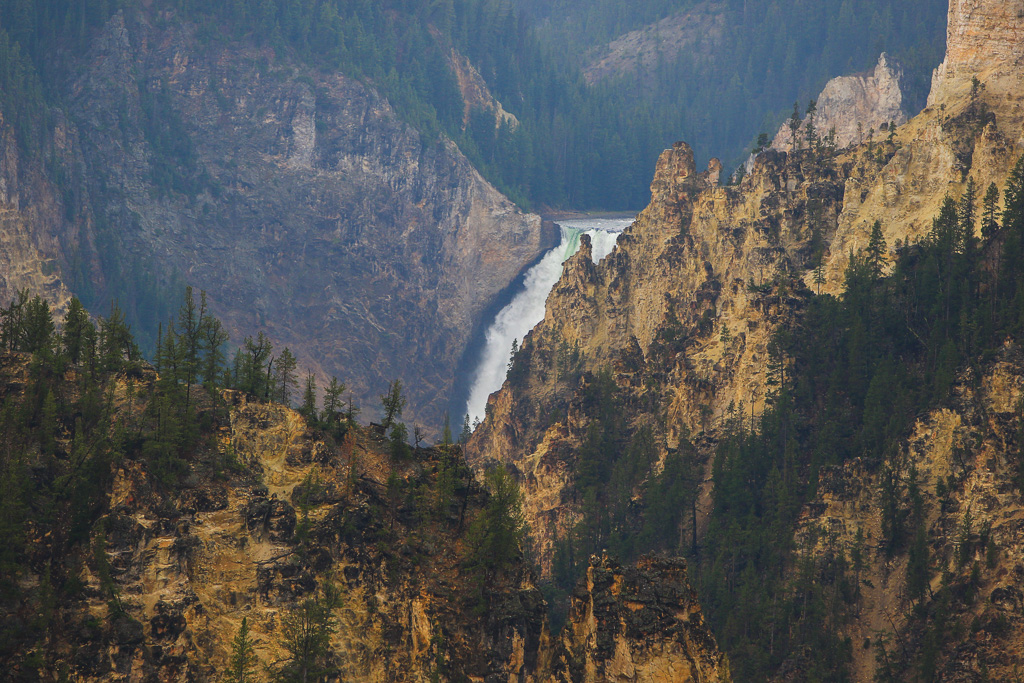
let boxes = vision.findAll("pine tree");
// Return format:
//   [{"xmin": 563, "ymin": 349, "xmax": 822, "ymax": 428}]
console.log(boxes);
[
  {"xmin": 99, "ymin": 302, "xmax": 137, "ymax": 372},
  {"xmin": 176, "ymin": 286, "xmax": 203, "ymax": 412},
  {"xmin": 240, "ymin": 333, "xmax": 273, "ymax": 397},
  {"xmin": 19, "ymin": 295, "xmax": 55, "ymax": 357},
  {"xmin": 300, "ymin": 372, "xmax": 318, "ymax": 423},
  {"xmin": 275, "ymin": 585, "xmax": 340, "ymax": 683},
  {"xmin": 158, "ymin": 322, "xmax": 181, "ymax": 387},
  {"xmin": 787, "ymin": 101, "xmax": 802, "ymax": 149},
  {"xmin": 1003, "ymin": 156, "xmax": 1024, "ymax": 236},
  {"xmin": 389, "ymin": 422, "xmax": 410, "ymax": 461},
  {"xmin": 982, "ymin": 182, "xmax": 1001, "ymax": 238},
  {"xmin": 225, "ymin": 617, "xmax": 258, "ymax": 683},
  {"xmin": 959, "ymin": 177, "xmax": 978, "ymax": 252},
  {"xmin": 866, "ymin": 220, "xmax": 888, "ymax": 278},
  {"xmin": 274, "ymin": 348, "xmax": 298, "ymax": 405},
  {"xmin": 441, "ymin": 412, "xmax": 453, "ymax": 447},
  {"xmin": 380, "ymin": 379, "xmax": 405, "ymax": 430},
  {"xmin": 469, "ymin": 466, "xmax": 526, "ymax": 575},
  {"xmin": 61, "ymin": 296, "xmax": 92, "ymax": 364},
  {"xmin": 970, "ymin": 76, "xmax": 982, "ymax": 104},
  {"xmin": 0, "ymin": 290, "xmax": 27, "ymax": 352},
  {"xmin": 804, "ymin": 99, "xmax": 817, "ymax": 150},
  {"xmin": 322, "ymin": 377, "xmax": 345, "ymax": 426},
  {"xmin": 40, "ymin": 390, "xmax": 58, "ymax": 456},
  {"xmin": 345, "ymin": 393, "xmax": 360, "ymax": 424},
  {"xmin": 506, "ymin": 338, "xmax": 519, "ymax": 377},
  {"xmin": 754, "ymin": 132, "xmax": 769, "ymax": 153},
  {"xmin": 200, "ymin": 294, "xmax": 229, "ymax": 388}
]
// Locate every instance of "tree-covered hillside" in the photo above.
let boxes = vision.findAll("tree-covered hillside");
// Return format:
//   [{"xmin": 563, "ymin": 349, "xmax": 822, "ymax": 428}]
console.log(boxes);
[
  {"xmin": 1, "ymin": 0, "xmax": 947, "ymax": 211},
  {"xmin": 515, "ymin": 0, "xmax": 948, "ymax": 182},
  {"xmin": 541, "ymin": 121, "xmax": 1024, "ymax": 676}
]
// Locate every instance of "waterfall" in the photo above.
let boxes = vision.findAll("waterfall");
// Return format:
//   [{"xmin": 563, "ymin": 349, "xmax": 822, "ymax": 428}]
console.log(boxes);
[{"xmin": 464, "ymin": 217, "xmax": 633, "ymax": 425}]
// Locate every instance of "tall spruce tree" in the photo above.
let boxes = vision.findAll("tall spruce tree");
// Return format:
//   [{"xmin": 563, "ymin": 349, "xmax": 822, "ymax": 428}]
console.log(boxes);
[
  {"xmin": 300, "ymin": 372, "xmax": 318, "ymax": 423},
  {"xmin": 866, "ymin": 220, "xmax": 888, "ymax": 278},
  {"xmin": 225, "ymin": 617, "xmax": 258, "ymax": 683},
  {"xmin": 275, "ymin": 585, "xmax": 340, "ymax": 683},
  {"xmin": 275, "ymin": 348, "xmax": 298, "ymax": 405},
  {"xmin": 982, "ymin": 182, "xmax": 1001, "ymax": 238},
  {"xmin": 380, "ymin": 379, "xmax": 405, "ymax": 431},
  {"xmin": 322, "ymin": 377, "xmax": 345, "ymax": 426},
  {"xmin": 61, "ymin": 297, "xmax": 92, "ymax": 364}
]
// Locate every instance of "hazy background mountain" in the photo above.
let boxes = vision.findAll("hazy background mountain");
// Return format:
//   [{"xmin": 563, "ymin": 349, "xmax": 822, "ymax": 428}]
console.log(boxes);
[
  {"xmin": 0, "ymin": 0, "xmax": 947, "ymax": 429},
  {"xmin": 3, "ymin": 0, "xmax": 947, "ymax": 212}
]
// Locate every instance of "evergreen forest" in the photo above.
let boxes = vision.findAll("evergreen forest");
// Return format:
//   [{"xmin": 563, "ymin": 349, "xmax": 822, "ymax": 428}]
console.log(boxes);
[
  {"xmin": 1, "ymin": 0, "xmax": 947, "ymax": 210},
  {"xmin": 0, "ymin": 284, "xmax": 530, "ymax": 675},
  {"xmin": 542, "ymin": 149, "xmax": 1024, "ymax": 679}
]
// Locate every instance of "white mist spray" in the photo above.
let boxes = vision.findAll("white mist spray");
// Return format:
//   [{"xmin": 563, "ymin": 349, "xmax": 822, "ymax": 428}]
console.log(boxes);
[{"xmin": 464, "ymin": 217, "xmax": 633, "ymax": 425}]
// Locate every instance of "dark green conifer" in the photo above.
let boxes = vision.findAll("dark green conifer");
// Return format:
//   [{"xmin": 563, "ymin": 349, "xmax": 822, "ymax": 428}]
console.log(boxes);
[
  {"xmin": 982, "ymin": 182, "xmax": 1000, "ymax": 238},
  {"xmin": 300, "ymin": 372, "xmax": 318, "ymax": 422}
]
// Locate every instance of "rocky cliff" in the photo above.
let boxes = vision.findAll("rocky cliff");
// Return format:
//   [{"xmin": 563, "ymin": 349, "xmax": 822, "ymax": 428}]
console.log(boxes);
[
  {"xmin": 0, "ymin": 115, "xmax": 77, "ymax": 313},
  {"xmin": 0, "ymin": 348, "xmax": 730, "ymax": 682},
  {"xmin": 816, "ymin": 0, "xmax": 1024, "ymax": 294},
  {"xmin": 468, "ymin": 140, "xmax": 871, "ymax": 572},
  {"xmin": 471, "ymin": 0, "xmax": 1024, "ymax": 563},
  {"xmin": 553, "ymin": 555, "xmax": 731, "ymax": 682},
  {"xmin": 770, "ymin": 53, "xmax": 908, "ymax": 152},
  {"xmin": 929, "ymin": 0, "xmax": 1024, "ymax": 107},
  {"xmin": 0, "ymin": 5, "xmax": 550, "ymax": 433},
  {"xmin": 470, "ymin": 0, "xmax": 1024, "ymax": 678}
]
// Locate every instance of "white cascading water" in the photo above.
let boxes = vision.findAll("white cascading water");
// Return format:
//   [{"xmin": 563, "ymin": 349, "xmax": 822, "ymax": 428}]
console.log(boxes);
[{"xmin": 464, "ymin": 217, "xmax": 634, "ymax": 425}]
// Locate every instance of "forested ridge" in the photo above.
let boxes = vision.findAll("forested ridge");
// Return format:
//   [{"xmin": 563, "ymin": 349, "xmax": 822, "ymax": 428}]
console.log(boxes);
[
  {"xmin": 538, "ymin": 128, "xmax": 1024, "ymax": 678},
  {"xmin": 1, "ymin": 0, "xmax": 945, "ymax": 211},
  {"xmin": 0, "ymin": 283, "xmax": 534, "ymax": 678}
]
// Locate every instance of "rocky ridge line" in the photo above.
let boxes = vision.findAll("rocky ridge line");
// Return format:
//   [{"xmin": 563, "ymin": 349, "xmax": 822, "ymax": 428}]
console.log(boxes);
[{"xmin": 770, "ymin": 52, "xmax": 908, "ymax": 152}]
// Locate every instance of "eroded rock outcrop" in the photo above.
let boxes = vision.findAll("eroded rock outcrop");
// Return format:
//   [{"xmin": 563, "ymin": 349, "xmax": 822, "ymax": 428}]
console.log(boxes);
[
  {"xmin": 469, "ymin": 0, "xmax": 1024, "ymax": 585},
  {"xmin": 552, "ymin": 555, "xmax": 731, "ymax": 682},
  {"xmin": 818, "ymin": 0, "xmax": 1024, "ymax": 293},
  {"xmin": 469, "ymin": 140, "xmax": 858, "ymax": 572},
  {"xmin": 929, "ymin": 0, "xmax": 1024, "ymax": 107},
  {"xmin": 0, "ymin": 349, "xmax": 729, "ymax": 682},
  {"xmin": 771, "ymin": 53, "xmax": 908, "ymax": 152}
]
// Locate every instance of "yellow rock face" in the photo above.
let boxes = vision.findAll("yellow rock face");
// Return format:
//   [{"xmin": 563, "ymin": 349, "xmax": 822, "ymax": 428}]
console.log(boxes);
[
  {"xmin": 469, "ymin": 0, "xmax": 1024, "ymax": 584},
  {"xmin": 0, "ymin": 119, "xmax": 72, "ymax": 314},
  {"xmin": 930, "ymin": 0, "xmax": 1024, "ymax": 107},
  {"xmin": 793, "ymin": 344, "xmax": 1024, "ymax": 681},
  {"xmin": 553, "ymin": 555, "xmax": 731, "ymax": 683}
]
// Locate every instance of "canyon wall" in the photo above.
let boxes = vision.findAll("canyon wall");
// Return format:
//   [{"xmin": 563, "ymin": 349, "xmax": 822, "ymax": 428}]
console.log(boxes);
[
  {"xmin": 469, "ymin": 5, "xmax": 1024, "ymax": 680},
  {"xmin": 0, "ymin": 349, "xmax": 730, "ymax": 681},
  {"xmin": 0, "ymin": 7, "xmax": 551, "ymax": 432}
]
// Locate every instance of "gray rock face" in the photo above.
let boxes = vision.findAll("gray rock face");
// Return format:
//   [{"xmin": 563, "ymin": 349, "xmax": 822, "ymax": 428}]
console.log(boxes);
[
  {"xmin": 772, "ymin": 52, "xmax": 908, "ymax": 151},
  {"xmin": 59, "ymin": 10, "xmax": 549, "ymax": 430}
]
